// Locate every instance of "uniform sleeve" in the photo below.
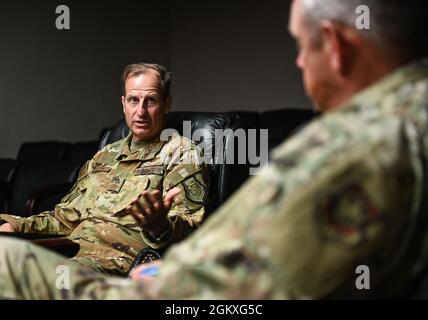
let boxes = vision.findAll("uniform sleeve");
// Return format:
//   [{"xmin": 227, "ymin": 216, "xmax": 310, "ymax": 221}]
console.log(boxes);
[
  {"xmin": 0, "ymin": 160, "xmax": 92, "ymax": 235},
  {"xmin": 143, "ymin": 122, "xmax": 423, "ymax": 299},
  {"xmin": 258, "ymin": 137, "xmax": 422, "ymax": 299},
  {"xmin": 140, "ymin": 146, "xmax": 209, "ymax": 249}
]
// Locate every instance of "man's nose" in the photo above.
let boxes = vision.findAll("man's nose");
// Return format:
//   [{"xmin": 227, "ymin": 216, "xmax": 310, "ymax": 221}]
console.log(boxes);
[{"xmin": 136, "ymin": 102, "xmax": 147, "ymax": 117}]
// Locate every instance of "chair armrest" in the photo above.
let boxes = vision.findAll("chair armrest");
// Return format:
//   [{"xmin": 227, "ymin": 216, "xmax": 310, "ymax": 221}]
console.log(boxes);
[
  {"xmin": 0, "ymin": 232, "xmax": 79, "ymax": 258},
  {"xmin": 31, "ymin": 237, "xmax": 80, "ymax": 258}
]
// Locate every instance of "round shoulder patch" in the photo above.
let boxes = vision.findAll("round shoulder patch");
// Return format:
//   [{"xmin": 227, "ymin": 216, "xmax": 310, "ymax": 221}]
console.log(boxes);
[{"xmin": 315, "ymin": 183, "xmax": 381, "ymax": 247}]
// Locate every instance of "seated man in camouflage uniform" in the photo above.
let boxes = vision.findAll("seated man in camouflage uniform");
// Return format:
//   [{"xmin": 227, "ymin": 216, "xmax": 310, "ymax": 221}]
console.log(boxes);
[
  {"xmin": 0, "ymin": 63, "xmax": 209, "ymax": 276},
  {"xmin": 0, "ymin": 0, "xmax": 427, "ymax": 299}
]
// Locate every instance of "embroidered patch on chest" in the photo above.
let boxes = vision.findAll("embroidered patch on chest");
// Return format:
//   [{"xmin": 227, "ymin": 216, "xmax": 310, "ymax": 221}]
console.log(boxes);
[{"xmin": 107, "ymin": 176, "xmax": 125, "ymax": 193}]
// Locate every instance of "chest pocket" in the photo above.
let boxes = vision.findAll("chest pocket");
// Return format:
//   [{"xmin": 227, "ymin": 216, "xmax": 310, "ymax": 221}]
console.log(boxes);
[
  {"xmin": 109, "ymin": 175, "xmax": 150, "ymax": 214},
  {"xmin": 134, "ymin": 165, "xmax": 164, "ymax": 190},
  {"xmin": 90, "ymin": 162, "xmax": 114, "ymax": 192},
  {"xmin": 85, "ymin": 162, "xmax": 129, "ymax": 210}
]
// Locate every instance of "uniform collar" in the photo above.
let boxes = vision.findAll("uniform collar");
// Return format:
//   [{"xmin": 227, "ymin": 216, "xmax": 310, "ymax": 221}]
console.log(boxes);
[
  {"xmin": 116, "ymin": 132, "xmax": 166, "ymax": 162},
  {"xmin": 334, "ymin": 57, "xmax": 428, "ymax": 112}
]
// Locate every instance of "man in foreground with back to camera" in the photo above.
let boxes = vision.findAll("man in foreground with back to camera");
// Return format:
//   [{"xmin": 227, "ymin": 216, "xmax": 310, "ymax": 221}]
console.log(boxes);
[
  {"xmin": 0, "ymin": 0, "xmax": 428, "ymax": 299},
  {"xmin": 0, "ymin": 63, "xmax": 209, "ymax": 276}
]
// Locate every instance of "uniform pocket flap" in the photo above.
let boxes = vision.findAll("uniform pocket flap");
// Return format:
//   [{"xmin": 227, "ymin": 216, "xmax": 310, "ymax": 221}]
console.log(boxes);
[
  {"xmin": 110, "ymin": 176, "xmax": 150, "ymax": 215},
  {"xmin": 92, "ymin": 162, "xmax": 112, "ymax": 173}
]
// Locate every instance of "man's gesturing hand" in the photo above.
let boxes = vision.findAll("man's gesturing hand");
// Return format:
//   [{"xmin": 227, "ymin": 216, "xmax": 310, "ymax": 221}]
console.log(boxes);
[{"xmin": 126, "ymin": 187, "xmax": 181, "ymax": 237}]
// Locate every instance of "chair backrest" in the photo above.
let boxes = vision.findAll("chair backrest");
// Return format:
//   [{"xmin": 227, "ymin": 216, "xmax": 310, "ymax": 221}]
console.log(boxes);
[
  {"xmin": 8, "ymin": 160, "xmax": 80, "ymax": 216},
  {"xmin": 0, "ymin": 158, "xmax": 16, "ymax": 183},
  {"xmin": 17, "ymin": 141, "xmax": 70, "ymax": 163},
  {"xmin": 6, "ymin": 140, "xmax": 100, "ymax": 216},
  {"xmin": 0, "ymin": 158, "xmax": 17, "ymax": 212},
  {"xmin": 67, "ymin": 141, "xmax": 99, "ymax": 165},
  {"xmin": 260, "ymin": 109, "xmax": 318, "ymax": 151},
  {"xmin": 6, "ymin": 142, "xmax": 72, "ymax": 215},
  {"xmin": 167, "ymin": 111, "xmax": 261, "ymax": 214},
  {"xmin": 99, "ymin": 120, "xmax": 130, "ymax": 150}
]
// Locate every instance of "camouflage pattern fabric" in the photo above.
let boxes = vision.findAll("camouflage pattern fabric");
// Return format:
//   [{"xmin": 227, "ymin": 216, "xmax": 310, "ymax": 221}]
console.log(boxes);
[
  {"xmin": 0, "ymin": 132, "xmax": 209, "ymax": 276},
  {"xmin": 1, "ymin": 59, "xmax": 428, "ymax": 299}
]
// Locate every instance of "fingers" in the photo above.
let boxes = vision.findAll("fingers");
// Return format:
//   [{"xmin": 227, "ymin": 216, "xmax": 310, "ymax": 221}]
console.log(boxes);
[
  {"xmin": 133, "ymin": 196, "xmax": 145, "ymax": 214},
  {"xmin": 128, "ymin": 203, "xmax": 144, "ymax": 225},
  {"xmin": 141, "ymin": 190, "xmax": 164, "ymax": 215},
  {"xmin": 164, "ymin": 187, "xmax": 181, "ymax": 210},
  {"xmin": 141, "ymin": 192, "xmax": 155, "ymax": 215},
  {"xmin": 128, "ymin": 190, "xmax": 168, "ymax": 226},
  {"xmin": 151, "ymin": 190, "xmax": 164, "ymax": 211}
]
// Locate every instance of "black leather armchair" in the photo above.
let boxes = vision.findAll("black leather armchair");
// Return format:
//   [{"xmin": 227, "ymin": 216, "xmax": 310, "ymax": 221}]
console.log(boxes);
[
  {"xmin": 24, "ymin": 141, "xmax": 99, "ymax": 215},
  {"xmin": 6, "ymin": 141, "xmax": 99, "ymax": 216}
]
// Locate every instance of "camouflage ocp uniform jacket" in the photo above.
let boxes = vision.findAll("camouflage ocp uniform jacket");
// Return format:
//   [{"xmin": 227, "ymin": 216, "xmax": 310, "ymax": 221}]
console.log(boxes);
[{"xmin": 0, "ymin": 132, "xmax": 209, "ymax": 275}]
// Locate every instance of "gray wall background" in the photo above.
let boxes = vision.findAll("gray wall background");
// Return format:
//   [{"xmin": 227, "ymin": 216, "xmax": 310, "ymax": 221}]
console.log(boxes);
[
  {"xmin": 171, "ymin": 0, "xmax": 310, "ymax": 112},
  {"xmin": 0, "ymin": 0, "xmax": 310, "ymax": 158}
]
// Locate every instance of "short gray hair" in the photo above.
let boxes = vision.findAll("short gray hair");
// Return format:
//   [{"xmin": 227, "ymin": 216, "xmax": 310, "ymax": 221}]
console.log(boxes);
[
  {"xmin": 121, "ymin": 63, "xmax": 173, "ymax": 99},
  {"xmin": 300, "ymin": 0, "xmax": 427, "ymax": 59}
]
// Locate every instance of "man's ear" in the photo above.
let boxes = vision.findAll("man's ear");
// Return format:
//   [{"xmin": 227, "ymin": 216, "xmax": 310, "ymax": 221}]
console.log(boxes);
[
  {"xmin": 165, "ymin": 96, "xmax": 173, "ymax": 113},
  {"xmin": 320, "ymin": 20, "xmax": 345, "ymax": 75},
  {"xmin": 320, "ymin": 21, "xmax": 359, "ymax": 77},
  {"xmin": 121, "ymin": 96, "xmax": 126, "ymax": 114}
]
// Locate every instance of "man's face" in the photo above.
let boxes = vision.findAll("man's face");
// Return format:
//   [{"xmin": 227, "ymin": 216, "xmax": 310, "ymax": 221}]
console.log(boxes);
[
  {"xmin": 121, "ymin": 70, "xmax": 172, "ymax": 142},
  {"xmin": 289, "ymin": 0, "xmax": 339, "ymax": 111}
]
